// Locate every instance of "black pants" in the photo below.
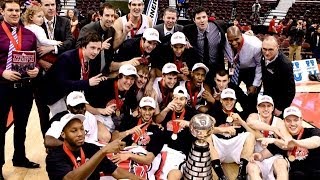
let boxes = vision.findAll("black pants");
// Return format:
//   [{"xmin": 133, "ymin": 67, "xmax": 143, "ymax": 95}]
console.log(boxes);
[
  {"xmin": 290, "ymin": 169, "xmax": 320, "ymax": 180},
  {"xmin": 0, "ymin": 81, "xmax": 33, "ymax": 166},
  {"xmin": 238, "ymin": 67, "xmax": 261, "ymax": 114}
]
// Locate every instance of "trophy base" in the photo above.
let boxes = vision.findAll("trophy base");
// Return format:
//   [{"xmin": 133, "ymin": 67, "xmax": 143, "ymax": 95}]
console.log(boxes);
[{"xmin": 183, "ymin": 142, "xmax": 212, "ymax": 180}]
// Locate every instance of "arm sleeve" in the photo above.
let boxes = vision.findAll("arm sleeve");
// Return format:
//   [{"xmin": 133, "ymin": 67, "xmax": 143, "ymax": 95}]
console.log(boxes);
[
  {"xmin": 57, "ymin": 18, "xmax": 74, "ymax": 54},
  {"xmin": 277, "ymin": 61, "xmax": 295, "ymax": 111},
  {"xmin": 252, "ymin": 46, "xmax": 262, "ymax": 87},
  {"xmin": 35, "ymin": 26, "xmax": 61, "ymax": 46}
]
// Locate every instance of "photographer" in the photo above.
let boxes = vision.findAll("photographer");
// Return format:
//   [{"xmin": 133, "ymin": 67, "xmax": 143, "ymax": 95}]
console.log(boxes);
[{"xmin": 288, "ymin": 17, "xmax": 306, "ymax": 61}]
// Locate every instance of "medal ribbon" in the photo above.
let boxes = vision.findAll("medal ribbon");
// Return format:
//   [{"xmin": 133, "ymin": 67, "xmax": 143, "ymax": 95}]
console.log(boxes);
[
  {"xmin": 173, "ymin": 56, "xmax": 183, "ymax": 72},
  {"xmin": 79, "ymin": 48, "xmax": 89, "ymax": 80},
  {"xmin": 128, "ymin": 14, "xmax": 142, "ymax": 38},
  {"xmin": 2, "ymin": 22, "xmax": 22, "ymax": 50},
  {"xmin": 132, "ymin": 118, "xmax": 152, "ymax": 143},
  {"xmin": 186, "ymin": 81, "xmax": 199, "ymax": 108},
  {"xmin": 159, "ymin": 79, "xmax": 170, "ymax": 106},
  {"xmin": 139, "ymin": 39, "xmax": 149, "ymax": 65},
  {"xmin": 171, "ymin": 109, "xmax": 186, "ymax": 134},
  {"xmin": 288, "ymin": 128, "xmax": 304, "ymax": 159},
  {"xmin": 63, "ymin": 142, "xmax": 86, "ymax": 169},
  {"xmin": 114, "ymin": 81, "xmax": 122, "ymax": 111}
]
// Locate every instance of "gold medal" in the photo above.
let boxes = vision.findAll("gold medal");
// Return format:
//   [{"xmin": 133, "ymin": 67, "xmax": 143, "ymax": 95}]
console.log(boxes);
[
  {"xmin": 226, "ymin": 116, "xmax": 233, "ymax": 123},
  {"xmin": 288, "ymin": 155, "xmax": 295, "ymax": 162},
  {"xmin": 116, "ymin": 109, "xmax": 120, "ymax": 117},
  {"xmin": 171, "ymin": 133, "xmax": 177, "ymax": 140}
]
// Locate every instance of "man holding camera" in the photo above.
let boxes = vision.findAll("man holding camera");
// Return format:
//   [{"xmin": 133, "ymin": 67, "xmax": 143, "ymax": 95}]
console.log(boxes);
[{"xmin": 288, "ymin": 17, "xmax": 306, "ymax": 61}]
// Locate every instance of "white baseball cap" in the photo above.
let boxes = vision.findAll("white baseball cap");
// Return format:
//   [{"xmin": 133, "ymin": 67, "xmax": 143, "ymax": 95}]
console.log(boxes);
[
  {"xmin": 283, "ymin": 106, "xmax": 302, "ymax": 118},
  {"xmin": 119, "ymin": 64, "xmax": 138, "ymax": 77},
  {"xmin": 221, "ymin": 88, "xmax": 236, "ymax": 99},
  {"xmin": 173, "ymin": 86, "xmax": 188, "ymax": 98},
  {"xmin": 171, "ymin": 32, "xmax": 187, "ymax": 45},
  {"xmin": 143, "ymin": 28, "xmax": 161, "ymax": 43},
  {"xmin": 129, "ymin": 0, "xmax": 144, "ymax": 3},
  {"xmin": 257, "ymin": 95, "xmax": 274, "ymax": 106},
  {"xmin": 162, "ymin": 63, "xmax": 179, "ymax": 74},
  {"xmin": 66, "ymin": 91, "xmax": 88, "ymax": 106},
  {"xmin": 192, "ymin": 63, "xmax": 209, "ymax": 74},
  {"xmin": 139, "ymin": 97, "xmax": 156, "ymax": 108},
  {"xmin": 60, "ymin": 113, "xmax": 86, "ymax": 131}
]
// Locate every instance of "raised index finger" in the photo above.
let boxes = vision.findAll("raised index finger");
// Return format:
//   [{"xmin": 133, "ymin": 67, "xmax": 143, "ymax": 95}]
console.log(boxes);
[{"xmin": 105, "ymin": 37, "xmax": 112, "ymax": 42}]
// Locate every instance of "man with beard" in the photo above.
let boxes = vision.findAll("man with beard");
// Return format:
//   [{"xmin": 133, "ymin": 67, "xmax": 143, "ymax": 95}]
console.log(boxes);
[
  {"xmin": 45, "ymin": 32, "xmax": 107, "ymax": 116},
  {"xmin": 76, "ymin": 2, "xmax": 116, "ymax": 76},
  {"xmin": 45, "ymin": 113, "xmax": 141, "ymax": 180},
  {"xmin": 251, "ymin": 106, "xmax": 320, "ymax": 180},
  {"xmin": 208, "ymin": 88, "xmax": 255, "ymax": 180},
  {"xmin": 113, "ymin": 0, "xmax": 152, "ymax": 50},
  {"xmin": 85, "ymin": 64, "xmax": 138, "ymax": 133},
  {"xmin": 179, "ymin": 63, "xmax": 213, "ymax": 113},
  {"xmin": 155, "ymin": 86, "xmax": 196, "ymax": 179},
  {"xmin": 110, "ymin": 28, "xmax": 160, "ymax": 74},
  {"xmin": 152, "ymin": 63, "xmax": 179, "ymax": 113},
  {"xmin": 246, "ymin": 95, "xmax": 290, "ymax": 180},
  {"xmin": 110, "ymin": 97, "xmax": 166, "ymax": 179}
]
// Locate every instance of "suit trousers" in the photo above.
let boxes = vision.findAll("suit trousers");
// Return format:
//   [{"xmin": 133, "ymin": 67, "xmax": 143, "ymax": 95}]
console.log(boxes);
[{"xmin": 0, "ymin": 82, "xmax": 33, "ymax": 166}]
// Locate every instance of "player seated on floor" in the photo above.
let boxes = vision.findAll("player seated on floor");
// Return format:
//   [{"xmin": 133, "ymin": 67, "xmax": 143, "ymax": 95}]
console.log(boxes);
[
  {"xmin": 251, "ymin": 106, "xmax": 320, "ymax": 180},
  {"xmin": 207, "ymin": 88, "xmax": 255, "ymax": 180},
  {"xmin": 110, "ymin": 97, "xmax": 166, "ymax": 179},
  {"xmin": 44, "ymin": 91, "xmax": 111, "ymax": 148},
  {"xmin": 246, "ymin": 95, "xmax": 290, "ymax": 180},
  {"xmin": 155, "ymin": 86, "xmax": 197, "ymax": 180},
  {"xmin": 45, "ymin": 113, "xmax": 141, "ymax": 180}
]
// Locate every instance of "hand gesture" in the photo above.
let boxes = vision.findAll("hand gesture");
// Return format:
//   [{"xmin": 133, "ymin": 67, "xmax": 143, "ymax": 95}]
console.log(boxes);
[
  {"xmin": 249, "ymin": 153, "xmax": 263, "ymax": 162},
  {"xmin": 257, "ymin": 137, "xmax": 275, "ymax": 148},
  {"xmin": 127, "ymin": 122, "xmax": 148, "ymax": 136},
  {"xmin": 174, "ymin": 120, "xmax": 189, "ymax": 128},
  {"xmin": 223, "ymin": 126, "xmax": 241, "ymax": 136},
  {"xmin": 98, "ymin": 104, "xmax": 117, "ymax": 116},
  {"xmin": 26, "ymin": 67, "xmax": 39, "ymax": 78},
  {"xmin": 165, "ymin": 100, "xmax": 177, "ymax": 112},
  {"xmin": 129, "ymin": 57, "xmax": 141, "ymax": 66},
  {"xmin": 185, "ymin": 41, "xmax": 193, "ymax": 49},
  {"xmin": 102, "ymin": 138, "xmax": 126, "ymax": 154},
  {"xmin": 180, "ymin": 66, "xmax": 189, "ymax": 76},
  {"xmin": 124, "ymin": 20, "xmax": 134, "ymax": 33},
  {"xmin": 89, "ymin": 73, "xmax": 107, "ymax": 86},
  {"xmin": 102, "ymin": 37, "xmax": 112, "ymax": 50},
  {"xmin": 230, "ymin": 113, "xmax": 242, "ymax": 123},
  {"xmin": 212, "ymin": 87, "xmax": 221, "ymax": 101},
  {"xmin": 110, "ymin": 152, "xmax": 131, "ymax": 164},
  {"xmin": 202, "ymin": 90, "xmax": 215, "ymax": 103},
  {"xmin": 2, "ymin": 70, "xmax": 21, "ymax": 81}
]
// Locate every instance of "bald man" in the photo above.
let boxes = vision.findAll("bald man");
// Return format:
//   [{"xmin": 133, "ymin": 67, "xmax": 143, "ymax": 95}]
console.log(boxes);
[
  {"xmin": 226, "ymin": 26, "xmax": 262, "ymax": 114},
  {"xmin": 261, "ymin": 36, "xmax": 295, "ymax": 117}
]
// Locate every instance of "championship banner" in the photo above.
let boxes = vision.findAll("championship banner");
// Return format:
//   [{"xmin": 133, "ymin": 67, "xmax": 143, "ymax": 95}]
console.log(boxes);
[
  {"xmin": 145, "ymin": 0, "xmax": 158, "ymax": 26},
  {"xmin": 292, "ymin": 58, "xmax": 319, "ymax": 83}
]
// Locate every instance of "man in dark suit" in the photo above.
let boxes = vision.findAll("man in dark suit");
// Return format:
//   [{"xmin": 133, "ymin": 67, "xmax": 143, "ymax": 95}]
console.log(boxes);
[
  {"xmin": 153, "ymin": 7, "xmax": 183, "ymax": 45},
  {"xmin": 76, "ymin": 2, "xmax": 116, "ymax": 77},
  {"xmin": 183, "ymin": 6, "xmax": 232, "ymax": 86},
  {"xmin": 35, "ymin": 0, "xmax": 74, "ymax": 137}
]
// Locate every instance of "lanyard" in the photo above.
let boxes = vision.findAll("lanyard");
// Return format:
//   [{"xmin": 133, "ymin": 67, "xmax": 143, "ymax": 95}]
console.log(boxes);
[
  {"xmin": 132, "ymin": 118, "xmax": 151, "ymax": 143},
  {"xmin": 159, "ymin": 79, "xmax": 170, "ymax": 106},
  {"xmin": 186, "ymin": 81, "xmax": 199, "ymax": 108},
  {"xmin": 1, "ymin": 22, "xmax": 22, "ymax": 50},
  {"xmin": 171, "ymin": 109, "xmax": 186, "ymax": 134},
  {"xmin": 127, "ymin": 14, "xmax": 142, "ymax": 38},
  {"xmin": 63, "ymin": 143, "xmax": 86, "ymax": 169},
  {"xmin": 78, "ymin": 48, "xmax": 89, "ymax": 80}
]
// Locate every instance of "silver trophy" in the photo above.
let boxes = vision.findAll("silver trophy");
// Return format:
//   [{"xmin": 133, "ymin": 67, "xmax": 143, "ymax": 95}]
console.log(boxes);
[{"xmin": 184, "ymin": 114, "xmax": 216, "ymax": 180}]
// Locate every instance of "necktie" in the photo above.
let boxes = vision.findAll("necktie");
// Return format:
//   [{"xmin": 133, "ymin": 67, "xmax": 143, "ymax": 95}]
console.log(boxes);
[
  {"xmin": 231, "ymin": 54, "xmax": 240, "ymax": 85},
  {"xmin": 100, "ymin": 34, "xmax": 106, "ymax": 72},
  {"xmin": 203, "ymin": 31, "xmax": 210, "ymax": 63},
  {"xmin": 6, "ymin": 27, "xmax": 18, "ymax": 70},
  {"xmin": 47, "ymin": 21, "xmax": 53, "ymax": 38}
]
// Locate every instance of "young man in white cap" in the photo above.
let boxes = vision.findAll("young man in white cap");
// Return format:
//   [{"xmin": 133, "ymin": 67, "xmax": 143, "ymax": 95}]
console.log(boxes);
[
  {"xmin": 152, "ymin": 63, "xmax": 179, "ymax": 112},
  {"xmin": 44, "ymin": 91, "xmax": 111, "ymax": 149},
  {"xmin": 251, "ymin": 106, "xmax": 320, "ymax": 180},
  {"xmin": 113, "ymin": 0, "xmax": 152, "ymax": 49},
  {"xmin": 110, "ymin": 28, "xmax": 160, "ymax": 74},
  {"xmin": 110, "ymin": 97, "xmax": 165, "ymax": 179},
  {"xmin": 246, "ymin": 95, "xmax": 290, "ymax": 180},
  {"xmin": 208, "ymin": 88, "xmax": 255, "ymax": 180},
  {"xmin": 179, "ymin": 63, "xmax": 214, "ymax": 113},
  {"xmin": 45, "ymin": 113, "xmax": 141, "ymax": 180},
  {"xmin": 155, "ymin": 86, "xmax": 197, "ymax": 180},
  {"xmin": 85, "ymin": 64, "xmax": 138, "ymax": 132}
]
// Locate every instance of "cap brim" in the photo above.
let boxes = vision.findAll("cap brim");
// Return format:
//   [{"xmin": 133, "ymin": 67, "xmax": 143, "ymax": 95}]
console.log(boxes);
[{"xmin": 68, "ymin": 100, "xmax": 89, "ymax": 106}]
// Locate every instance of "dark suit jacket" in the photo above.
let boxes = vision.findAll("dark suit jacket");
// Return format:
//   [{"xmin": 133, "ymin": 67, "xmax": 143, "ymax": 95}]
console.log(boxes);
[
  {"xmin": 76, "ymin": 21, "xmax": 115, "ymax": 76},
  {"xmin": 182, "ymin": 21, "xmax": 227, "ymax": 70},
  {"xmin": 41, "ymin": 16, "xmax": 74, "ymax": 55},
  {"xmin": 153, "ymin": 23, "xmax": 184, "ymax": 45},
  {"xmin": 45, "ymin": 49, "xmax": 90, "ymax": 105}
]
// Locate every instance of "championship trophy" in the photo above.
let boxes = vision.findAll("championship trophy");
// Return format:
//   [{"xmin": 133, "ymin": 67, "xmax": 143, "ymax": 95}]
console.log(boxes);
[{"xmin": 183, "ymin": 114, "xmax": 216, "ymax": 180}]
